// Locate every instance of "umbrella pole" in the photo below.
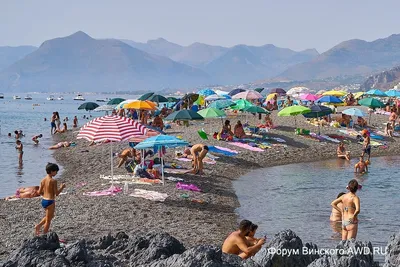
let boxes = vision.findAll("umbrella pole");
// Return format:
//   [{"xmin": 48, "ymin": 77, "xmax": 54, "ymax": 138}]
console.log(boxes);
[
  {"xmin": 160, "ymin": 146, "xmax": 165, "ymax": 186},
  {"xmin": 110, "ymin": 141, "xmax": 114, "ymax": 186}
]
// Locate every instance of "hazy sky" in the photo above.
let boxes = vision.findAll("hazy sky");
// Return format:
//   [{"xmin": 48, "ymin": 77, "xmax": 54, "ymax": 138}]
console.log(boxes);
[{"xmin": 1, "ymin": 0, "xmax": 400, "ymax": 53}]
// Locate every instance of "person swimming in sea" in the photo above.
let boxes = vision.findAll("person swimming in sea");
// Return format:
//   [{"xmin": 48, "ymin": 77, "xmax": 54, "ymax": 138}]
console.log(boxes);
[
  {"xmin": 337, "ymin": 142, "xmax": 350, "ymax": 160},
  {"xmin": 32, "ymin": 134, "xmax": 43, "ymax": 144},
  {"xmin": 354, "ymin": 156, "xmax": 368, "ymax": 174},
  {"xmin": 331, "ymin": 179, "xmax": 361, "ymax": 240},
  {"xmin": 15, "ymin": 140, "xmax": 23, "ymax": 163}
]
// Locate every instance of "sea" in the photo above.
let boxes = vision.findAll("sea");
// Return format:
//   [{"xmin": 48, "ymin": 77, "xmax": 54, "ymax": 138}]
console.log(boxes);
[
  {"xmin": 0, "ymin": 93, "xmax": 138, "ymax": 199},
  {"xmin": 234, "ymin": 156, "xmax": 400, "ymax": 263}
]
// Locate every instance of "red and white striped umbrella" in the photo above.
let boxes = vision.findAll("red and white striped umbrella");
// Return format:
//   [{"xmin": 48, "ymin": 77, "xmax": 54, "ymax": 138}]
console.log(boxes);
[{"xmin": 77, "ymin": 115, "xmax": 147, "ymax": 142}]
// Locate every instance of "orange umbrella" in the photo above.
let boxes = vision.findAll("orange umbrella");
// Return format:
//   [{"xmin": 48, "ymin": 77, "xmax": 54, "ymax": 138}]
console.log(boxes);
[{"xmin": 123, "ymin": 100, "xmax": 157, "ymax": 110}]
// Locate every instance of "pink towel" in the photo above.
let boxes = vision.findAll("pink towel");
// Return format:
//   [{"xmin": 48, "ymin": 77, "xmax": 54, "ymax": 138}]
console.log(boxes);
[
  {"xmin": 214, "ymin": 146, "xmax": 239, "ymax": 154},
  {"xmin": 83, "ymin": 185, "xmax": 122, "ymax": 196},
  {"xmin": 176, "ymin": 182, "xmax": 201, "ymax": 192},
  {"xmin": 228, "ymin": 142, "xmax": 264, "ymax": 152}
]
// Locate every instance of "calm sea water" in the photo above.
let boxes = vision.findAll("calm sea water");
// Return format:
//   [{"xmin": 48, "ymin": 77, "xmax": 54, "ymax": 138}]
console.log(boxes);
[
  {"xmin": 0, "ymin": 93, "xmax": 137, "ymax": 198},
  {"xmin": 234, "ymin": 156, "xmax": 400, "ymax": 262}
]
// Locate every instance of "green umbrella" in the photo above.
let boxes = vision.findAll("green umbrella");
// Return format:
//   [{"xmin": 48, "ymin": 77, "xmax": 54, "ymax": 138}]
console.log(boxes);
[
  {"xmin": 358, "ymin": 97, "xmax": 385, "ymax": 124},
  {"xmin": 164, "ymin": 109, "xmax": 204, "ymax": 121},
  {"xmin": 197, "ymin": 107, "xmax": 226, "ymax": 118},
  {"xmin": 254, "ymin": 88, "xmax": 265, "ymax": 93},
  {"xmin": 78, "ymin": 102, "xmax": 99, "ymax": 111},
  {"xmin": 148, "ymin": 94, "xmax": 169, "ymax": 103},
  {"xmin": 278, "ymin": 105, "xmax": 311, "ymax": 127},
  {"xmin": 231, "ymin": 99, "xmax": 253, "ymax": 110},
  {"xmin": 138, "ymin": 92, "xmax": 154, "ymax": 101},
  {"xmin": 208, "ymin": 99, "xmax": 236, "ymax": 109},
  {"xmin": 167, "ymin": 97, "xmax": 179, "ymax": 102},
  {"xmin": 107, "ymin": 98, "xmax": 125, "ymax": 105},
  {"xmin": 243, "ymin": 106, "xmax": 269, "ymax": 114}
]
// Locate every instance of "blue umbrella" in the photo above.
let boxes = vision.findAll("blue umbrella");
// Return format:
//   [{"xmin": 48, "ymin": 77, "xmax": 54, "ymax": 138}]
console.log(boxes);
[
  {"xmin": 366, "ymin": 89, "xmax": 386, "ymax": 97},
  {"xmin": 208, "ymin": 99, "xmax": 236, "ymax": 109},
  {"xmin": 134, "ymin": 135, "xmax": 189, "ymax": 185},
  {"xmin": 228, "ymin": 88, "xmax": 246, "ymax": 96},
  {"xmin": 197, "ymin": 88, "xmax": 216, "ymax": 96},
  {"xmin": 385, "ymin": 89, "xmax": 400, "ymax": 97},
  {"xmin": 316, "ymin": 95, "xmax": 343, "ymax": 104},
  {"xmin": 342, "ymin": 108, "xmax": 366, "ymax": 117}
]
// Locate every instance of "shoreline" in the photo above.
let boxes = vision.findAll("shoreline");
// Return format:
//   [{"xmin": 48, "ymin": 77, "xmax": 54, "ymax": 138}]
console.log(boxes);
[{"xmin": 1, "ymin": 110, "xmax": 399, "ymax": 261}]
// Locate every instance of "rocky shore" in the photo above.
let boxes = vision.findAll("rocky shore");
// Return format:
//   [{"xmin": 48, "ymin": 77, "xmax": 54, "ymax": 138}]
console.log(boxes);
[
  {"xmin": 2, "ymin": 229, "xmax": 399, "ymax": 266},
  {"xmin": 1, "ymin": 109, "xmax": 399, "ymax": 265}
]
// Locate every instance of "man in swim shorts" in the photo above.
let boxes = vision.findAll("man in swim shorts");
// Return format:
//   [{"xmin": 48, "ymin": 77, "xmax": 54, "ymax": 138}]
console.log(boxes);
[
  {"xmin": 361, "ymin": 130, "xmax": 371, "ymax": 162},
  {"xmin": 190, "ymin": 144, "xmax": 209, "ymax": 175},
  {"xmin": 354, "ymin": 156, "xmax": 368, "ymax": 173},
  {"xmin": 32, "ymin": 134, "xmax": 43, "ymax": 144},
  {"xmin": 222, "ymin": 219, "xmax": 265, "ymax": 259},
  {"xmin": 35, "ymin": 163, "xmax": 65, "ymax": 235}
]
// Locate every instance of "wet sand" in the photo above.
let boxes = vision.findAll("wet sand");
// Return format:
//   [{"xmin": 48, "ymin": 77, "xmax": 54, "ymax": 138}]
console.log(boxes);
[{"xmin": 0, "ymin": 108, "xmax": 398, "ymax": 260}]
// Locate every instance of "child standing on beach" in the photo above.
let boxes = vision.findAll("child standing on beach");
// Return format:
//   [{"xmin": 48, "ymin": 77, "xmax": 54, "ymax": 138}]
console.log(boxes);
[
  {"xmin": 15, "ymin": 140, "xmax": 23, "ymax": 163},
  {"xmin": 35, "ymin": 163, "xmax": 65, "ymax": 235}
]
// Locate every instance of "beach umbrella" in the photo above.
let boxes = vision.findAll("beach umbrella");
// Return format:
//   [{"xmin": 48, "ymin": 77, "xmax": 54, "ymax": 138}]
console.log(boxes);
[
  {"xmin": 243, "ymin": 106, "xmax": 269, "ymax": 114},
  {"xmin": 322, "ymin": 90, "xmax": 347, "ymax": 97},
  {"xmin": 228, "ymin": 88, "xmax": 246, "ymax": 96},
  {"xmin": 148, "ymin": 94, "xmax": 169, "ymax": 103},
  {"xmin": 269, "ymin": 88, "xmax": 286, "ymax": 96},
  {"xmin": 316, "ymin": 90, "xmax": 327, "ymax": 95},
  {"xmin": 303, "ymin": 105, "xmax": 333, "ymax": 135},
  {"xmin": 385, "ymin": 89, "xmax": 400, "ymax": 97},
  {"xmin": 266, "ymin": 93, "xmax": 278, "ymax": 100},
  {"xmin": 107, "ymin": 98, "xmax": 125, "ymax": 105},
  {"xmin": 115, "ymin": 99, "xmax": 136, "ymax": 109},
  {"xmin": 138, "ymin": 92, "xmax": 154, "ymax": 101},
  {"xmin": 134, "ymin": 135, "xmax": 189, "ymax": 185},
  {"xmin": 342, "ymin": 108, "xmax": 366, "ymax": 117},
  {"xmin": 167, "ymin": 97, "xmax": 179, "ymax": 102},
  {"xmin": 358, "ymin": 97, "xmax": 385, "ymax": 123},
  {"xmin": 231, "ymin": 99, "xmax": 254, "ymax": 110},
  {"xmin": 77, "ymin": 115, "xmax": 149, "ymax": 185},
  {"xmin": 208, "ymin": 99, "xmax": 236, "ymax": 109},
  {"xmin": 366, "ymin": 89, "xmax": 386, "ymax": 97},
  {"xmin": 316, "ymin": 95, "xmax": 343, "ymax": 104},
  {"xmin": 94, "ymin": 105, "xmax": 116, "ymax": 115},
  {"xmin": 182, "ymin": 93, "xmax": 199, "ymax": 103},
  {"xmin": 123, "ymin": 100, "xmax": 157, "ymax": 110},
  {"xmin": 78, "ymin": 102, "xmax": 99, "ymax": 111},
  {"xmin": 164, "ymin": 109, "xmax": 204, "ymax": 121},
  {"xmin": 299, "ymin": 93, "xmax": 319, "ymax": 101},
  {"xmin": 197, "ymin": 88, "xmax": 216, "ymax": 96},
  {"xmin": 353, "ymin": 92, "xmax": 364, "ymax": 99},
  {"xmin": 215, "ymin": 89, "xmax": 230, "ymax": 96},
  {"xmin": 198, "ymin": 107, "xmax": 226, "ymax": 119},
  {"xmin": 204, "ymin": 94, "xmax": 225, "ymax": 101},
  {"xmin": 232, "ymin": 90, "xmax": 263, "ymax": 100},
  {"xmin": 254, "ymin": 88, "xmax": 265, "ymax": 93},
  {"xmin": 287, "ymin": 87, "xmax": 310, "ymax": 97},
  {"xmin": 194, "ymin": 95, "xmax": 205, "ymax": 106},
  {"xmin": 278, "ymin": 105, "xmax": 311, "ymax": 127}
]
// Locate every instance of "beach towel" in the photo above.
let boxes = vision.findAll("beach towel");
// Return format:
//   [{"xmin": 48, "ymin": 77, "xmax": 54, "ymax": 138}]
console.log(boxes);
[
  {"xmin": 376, "ymin": 130, "xmax": 400, "ymax": 137},
  {"xmin": 319, "ymin": 135, "xmax": 341, "ymax": 143},
  {"xmin": 176, "ymin": 182, "xmax": 201, "ymax": 192},
  {"xmin": 164, "ymin": 168, "xmax": 191, "ymax": 174},
  {"xmin": 111, "ymin": 180, "xmax": 153, "ymax": 185},
  {"xmin": 270, "ymin": 137, "xmax": 286, "ymax": 143},
  {"xmin": 208, "ymin": 146, "xmax": 238, "ymax": 156},
  {"xmin": 166, "ymin": 177, "xmax": 184, "ymax": 182},
  {"xmin": 175, "ymin": 157, "xmax": 216, "ymax": 164},
  {"xmin": 100, "ymin": 175, "xmax": 132, "ymax": 180},
  {"xmin": 83, "ymin": 185, "xmax": 122, "ymax": 197},
  {"xmin": 358, "ymin": 141, "xmax": 384, "ymax": 147},
  {"xmin": 130, "ymin": 189, "xmax": 168, "ymax": 202},
  {"xmin": 228, "ymin": 142, "xmax": 264, "ymax": 152}
]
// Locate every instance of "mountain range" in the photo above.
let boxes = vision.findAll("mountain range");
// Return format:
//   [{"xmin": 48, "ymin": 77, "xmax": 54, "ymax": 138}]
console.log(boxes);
[
  {"xmin": 2, "ymin": 31, "xmax": 400, "ymax": 92},
  {"xmin": 360, "ymin": 66, "xmax": 400, "ymax": 90},
  {"xmin": 279, "ymin": 34, "xmax": 400, "ymax": 81}
]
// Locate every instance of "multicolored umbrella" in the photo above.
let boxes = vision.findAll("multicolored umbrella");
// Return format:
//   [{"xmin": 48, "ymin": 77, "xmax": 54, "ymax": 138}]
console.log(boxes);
[
  {"xmin": 232, "ymin": 90, "xmax": 263, "ymax": 100},
  {"xmin": 197, "ymin": 88, "xmax": 216, "ymax": 96}
]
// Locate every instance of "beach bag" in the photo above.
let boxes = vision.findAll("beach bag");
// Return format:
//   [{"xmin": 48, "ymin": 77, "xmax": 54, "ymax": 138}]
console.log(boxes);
[{"xmin": 125, "ymin": 160, "xmax": 136, "ymax": 173}]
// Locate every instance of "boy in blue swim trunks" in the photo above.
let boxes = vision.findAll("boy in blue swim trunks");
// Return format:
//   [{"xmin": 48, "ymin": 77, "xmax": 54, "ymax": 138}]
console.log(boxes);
[{"xmin": 35, "ymin": 163, "xmax": 66, "ymax": 235}]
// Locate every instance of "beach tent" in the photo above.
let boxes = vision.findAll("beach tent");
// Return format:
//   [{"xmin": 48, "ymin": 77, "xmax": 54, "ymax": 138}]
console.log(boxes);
[
  {"xmin": 77, "ymin": 115, "xmax": 149, "ymax": 185},
  {"xmin": 278, "ymin": 105, "xmax": 311, "ymax": 127},
  {"xmin": 134, "ymin": 135, "xmax": 189, "ymax": 185}
]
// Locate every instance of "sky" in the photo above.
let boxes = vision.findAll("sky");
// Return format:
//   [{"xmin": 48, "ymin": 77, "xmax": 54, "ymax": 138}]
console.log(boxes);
[{"xmin": 1, "ymin": 0, "xmax": 400, "ymax": 53}]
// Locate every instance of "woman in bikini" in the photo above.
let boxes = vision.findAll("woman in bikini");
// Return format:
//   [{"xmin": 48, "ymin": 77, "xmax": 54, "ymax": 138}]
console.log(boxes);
[{"xmin": 331, "ymin": 179, "xmax": 360, "ymax": 240}]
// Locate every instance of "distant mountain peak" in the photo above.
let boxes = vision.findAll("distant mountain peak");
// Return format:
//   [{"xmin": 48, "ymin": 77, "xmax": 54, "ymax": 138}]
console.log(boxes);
[{"xmin": 68, "ymin": 31, "xmax": 93, "ymax": 40}]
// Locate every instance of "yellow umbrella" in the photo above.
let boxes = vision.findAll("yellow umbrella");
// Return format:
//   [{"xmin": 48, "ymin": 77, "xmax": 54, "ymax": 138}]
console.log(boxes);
[
  {"xmin": 266, "ymin": 93, "xmax": 278, "ymax": 100},
  {"xmin": 322, "ymin": 90, "xmax": 347, "ymax": 97},
  {"xmin": 123, "ymin": 100, "xmax": 157, "ymax": 110},
  {"xmin": 353, "ymin": 92, "xmax": 364, "ymax": 99}
]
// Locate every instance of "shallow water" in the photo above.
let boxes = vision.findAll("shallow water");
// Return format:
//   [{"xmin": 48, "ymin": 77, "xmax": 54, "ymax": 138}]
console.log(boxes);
[
  {"xmin": 234, "ymin": 156, "xmax": 400, "ymax": 262},
  {"xmin": 0, "ymin": 93, "xmax": 137, "ymax": 198}
]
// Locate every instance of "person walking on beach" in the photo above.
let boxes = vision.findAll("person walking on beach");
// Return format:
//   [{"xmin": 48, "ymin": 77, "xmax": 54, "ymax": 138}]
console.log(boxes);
[
  {"xmin": 222, "ymin": 219, "xmax": 265, "ymax": 259},
  {"xmin": 35, "ymin": 163, "xmax": 65, "ymax": 235},
  {"xmin": 15, "ymin": 140, "xmax": 23, "ymax": 163},
  {"xmin": 331, "ymin": 179, "xmax": 361, "ymax": 241}
]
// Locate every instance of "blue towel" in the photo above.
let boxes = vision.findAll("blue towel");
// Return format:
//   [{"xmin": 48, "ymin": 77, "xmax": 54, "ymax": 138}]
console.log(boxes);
[{"xmin": 208, "ymin": 146, "xmax": 237, "ymax": 156}]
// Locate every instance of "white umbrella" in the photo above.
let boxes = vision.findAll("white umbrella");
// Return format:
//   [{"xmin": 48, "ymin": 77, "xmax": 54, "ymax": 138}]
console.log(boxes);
[
  {"xmin": 94, "ymin": 105, "xmax": 116, "ymax": 112},
  {"xmin": 287, "ymin": 87, "xmax": 310, "ymax": 98},
  {"xmin": 232, "ymin": 90, "xmax": 263, "ymax": 100},
  {"xmin": 205, "ymin": 94, "xmax": 225, "ymax": 101}
]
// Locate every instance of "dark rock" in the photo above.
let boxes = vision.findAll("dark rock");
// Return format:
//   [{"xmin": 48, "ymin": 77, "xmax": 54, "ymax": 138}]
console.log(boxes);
[
  {"xmin": 252, "ymin": 229, "xmax": 319, "ymax": 267},
  {"xmin": 383, "ymin": 231, "xmax": 400, "ymax": 267},
  {"xmin": 93, "ymin": 233, "xmax": 115, "ymax": 249},
  {"xmin": 65, "ymin": 240, "xmax": 89, "ymax": 263}
]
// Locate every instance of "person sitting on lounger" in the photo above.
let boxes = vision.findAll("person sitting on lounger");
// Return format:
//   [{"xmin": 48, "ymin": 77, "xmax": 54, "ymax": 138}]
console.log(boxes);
[
  {"xmin": 234, "ymin": 121, "xmax": 248, "ymax": 138},
  {"xmin": 190, "ymin": 144, "xmax": 209, "ymax": 175},
  {"xmin": 5, "ymin": 186, "xmax": 40, "ymax": 200},
  {"xmin": 49, "ymin": 141, "xmax": 73, "ymax": 149},
  {"xmin": 117, "ymin": 147, "xmax": 140, "ymax": 168},
  {"xmin": 55, "ymin": 123, "xmax": 68, "ymax": 134},
  {"xmin": 222, "ymin": 219, "xmax": 265, "ymax": 259},
  {"xmin": 337, "ymin": 142, "xmax": 350, "ymax": 160}
]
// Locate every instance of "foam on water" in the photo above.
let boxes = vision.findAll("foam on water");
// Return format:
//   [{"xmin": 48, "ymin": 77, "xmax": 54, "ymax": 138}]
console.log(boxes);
[{"xmin": 234, "ymin": 156, "xmax": 400, "ymax": 262}]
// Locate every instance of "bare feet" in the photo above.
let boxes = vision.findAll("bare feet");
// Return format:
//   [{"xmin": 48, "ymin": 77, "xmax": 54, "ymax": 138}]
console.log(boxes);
[{"xmin": 34, "ymin": 225, "xmax": 41, "ymax": 236}]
